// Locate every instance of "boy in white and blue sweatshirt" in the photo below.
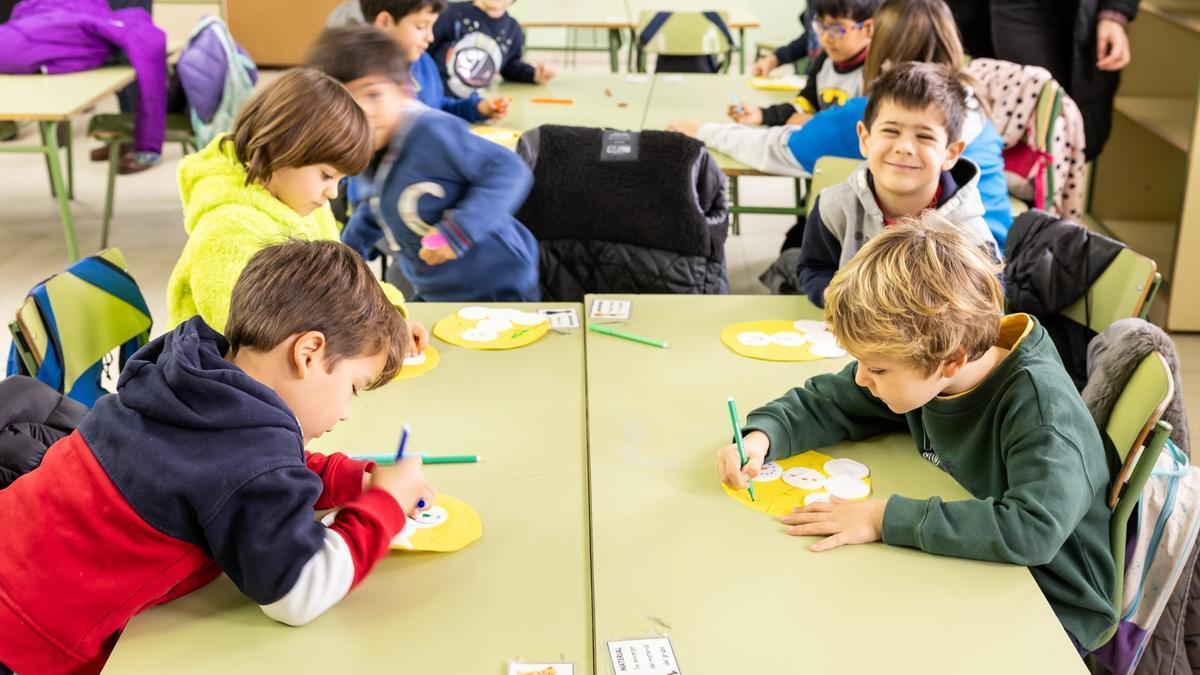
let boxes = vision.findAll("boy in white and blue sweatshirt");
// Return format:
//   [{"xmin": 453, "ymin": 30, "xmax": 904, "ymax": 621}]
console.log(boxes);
[
  {"xmin": 429, "ymin": 0, "xmax": 555, "ymax": 100},
  {"xmin": 309, "ymin": 25, "xmax": 540, "ymax": 301}
]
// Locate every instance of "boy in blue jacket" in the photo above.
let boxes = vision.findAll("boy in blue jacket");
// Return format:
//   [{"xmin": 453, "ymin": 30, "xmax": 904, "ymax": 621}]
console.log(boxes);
[
  {"xmin": 360, "ymin": 0, "xmax": 510, "ymax": 123},
  {"xmin": 309, "ymin": 25, "xmax": 540, "ymax": 301}
]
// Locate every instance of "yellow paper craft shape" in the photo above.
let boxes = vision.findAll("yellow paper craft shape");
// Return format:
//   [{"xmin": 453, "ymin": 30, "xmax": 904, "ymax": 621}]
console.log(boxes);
[
  {"xmin": 433, "ymin": 306, "xmax": 550, "ymax": 350},
  {"xmin": 471, "ymin": 126, "xmax": 521, "ymax": 150},
  {"xmin": 723, "ymin": 450, "xmax": 872, "ymax": 516},
  {"xmin": 394, "ymin": 343, "xmax": 440, "ymax": 381},
  {"xmin": 391, "ymin": 493, "xmax": 482, "ymax": 552},
  {"xmin": 721, "ymin": 319, "xmax": 845, "ymax": 362},
  {"xmin": 749, "ymin": 76, "xmax": 806, "ymax": 92}
]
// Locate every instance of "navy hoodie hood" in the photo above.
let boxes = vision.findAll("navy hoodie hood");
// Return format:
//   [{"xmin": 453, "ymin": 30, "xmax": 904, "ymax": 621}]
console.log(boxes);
[{"xmin": 78, "ymin": 316, "xmax": 314, "ymax": 546}]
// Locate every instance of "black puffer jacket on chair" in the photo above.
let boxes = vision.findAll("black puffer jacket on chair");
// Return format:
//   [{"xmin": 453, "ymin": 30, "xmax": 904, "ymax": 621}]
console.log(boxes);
[
  {"xmin": 516, "ymin": 125, "xmax": 730, "ymax": 301},
  {"xmin": 0, "ymin": 376, "xmax": 88, "ymax": 489}
]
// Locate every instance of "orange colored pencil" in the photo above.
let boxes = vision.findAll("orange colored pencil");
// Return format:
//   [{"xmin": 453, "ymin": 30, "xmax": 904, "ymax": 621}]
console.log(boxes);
[{"xmin": 530, "ymin": 97, "xmax": 574, "ymax": 104}]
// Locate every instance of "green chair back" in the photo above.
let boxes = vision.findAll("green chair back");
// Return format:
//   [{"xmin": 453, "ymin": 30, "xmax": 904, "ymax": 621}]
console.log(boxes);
[
  {"xmin": 1061, "ymin": 247, "xmax": 1161, "ymax": 332},
  {"xmin": 805, "ymin": 156, "xmax": 861, "ymax": 213},
  {"xmin": 636, "ymin": 10, "xmax": 732, "ymax": 71},
  {"xmin": 1098, "ymin": 351, "xmax": 1175, "ymax": 647}
]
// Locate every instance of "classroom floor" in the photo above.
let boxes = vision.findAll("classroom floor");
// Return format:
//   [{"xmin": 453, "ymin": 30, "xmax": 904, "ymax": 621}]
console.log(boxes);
[{"xmin": 1, "ymin": 52, "xmax": 1197, "ymax": 448}]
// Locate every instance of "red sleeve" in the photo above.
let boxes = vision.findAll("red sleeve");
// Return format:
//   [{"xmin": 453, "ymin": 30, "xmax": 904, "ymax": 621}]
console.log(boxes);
[
  {"xmin": 329, "ymin": 488, "xmax": 407, "ymax": 587},
  {"xmin": 304, "ymin": 451, "xmax": 375, "ymax": 510}
]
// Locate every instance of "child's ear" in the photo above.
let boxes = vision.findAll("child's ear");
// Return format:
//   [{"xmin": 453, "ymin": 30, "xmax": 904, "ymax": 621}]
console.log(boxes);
[
  {"xmin": 937, "ymin": 349, "xmax": 970, "ymax": 380},
  {"xmin": 862, "ymin": 18, "xmax": 874, "ymax": 36},
  {"xmin": 291, "ymin": 331, "xmax": 328, "ymax": 379},
  {"xmin": 856, "ymin": 120, "xmax": 870, "ymax": 158},
  {"xmin": 373, "ymin": 11, "xmax": 397, "ymax": 29},
  {"xmin": 942, "ymin": 138, "xmax": 966, "ymax": 171}
]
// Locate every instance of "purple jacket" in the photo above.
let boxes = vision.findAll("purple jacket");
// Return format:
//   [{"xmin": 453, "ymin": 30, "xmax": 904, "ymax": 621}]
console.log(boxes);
[{"xmin": 0, "ymin": 0, "xmax": 166, "ymax": 153}]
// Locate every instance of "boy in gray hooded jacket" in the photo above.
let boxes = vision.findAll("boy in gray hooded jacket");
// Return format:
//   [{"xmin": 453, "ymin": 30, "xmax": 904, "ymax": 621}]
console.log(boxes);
[{"xmin": 796, "ymin": 62, "xmax": 998, "ymax": 307}]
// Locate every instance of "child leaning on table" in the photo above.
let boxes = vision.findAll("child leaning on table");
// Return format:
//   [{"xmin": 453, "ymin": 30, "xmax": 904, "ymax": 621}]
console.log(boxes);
[
  {"xmin": 0, "ymin": 239, "xmax": 436, "ymax": 675},
  {"xmin": 715, "ymin": 215, "xmax": 1118, "ymax": 654}
]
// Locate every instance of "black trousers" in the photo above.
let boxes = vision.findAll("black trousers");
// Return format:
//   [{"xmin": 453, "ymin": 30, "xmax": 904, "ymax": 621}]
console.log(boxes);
[{"xmin": 947, "ymin": 0, "xmax": 1118, "ymax": 158}]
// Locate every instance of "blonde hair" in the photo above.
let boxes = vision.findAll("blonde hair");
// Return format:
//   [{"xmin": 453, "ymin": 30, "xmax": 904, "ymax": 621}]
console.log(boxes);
[
  {"xmin": 223, "ymin": 67, "xmax": 372, "ymax": 186},
  {"xmin": 823, "ymin": 212, "xmax": 1005, "ymax": 374}
]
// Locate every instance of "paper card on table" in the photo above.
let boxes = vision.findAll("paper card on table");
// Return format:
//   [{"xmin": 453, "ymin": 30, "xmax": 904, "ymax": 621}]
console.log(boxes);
[
  {"xmin": 539, "ymin": 307, "xmax": 580, "ymax": 329},
  {"xmin": 590, "ymin": 299, "xmax": 632, "ymax": 321},
  {"xmin": 508, "ymin": 662, "xmax": 574, "ymax": 675},
  {"xmin": 607, "ymin": 637, "xmax": 681, "ymax": 674},
  {"xmin": 625, "ymin": 74, "xmax": 650, "ymax": 84},
  {"xmin": 660, "ymin": 74, "xmax": 684, "ymax": 83},
  {"xmin": 722, "ymin": 450, "xmax": 872, "ymax": 516}
]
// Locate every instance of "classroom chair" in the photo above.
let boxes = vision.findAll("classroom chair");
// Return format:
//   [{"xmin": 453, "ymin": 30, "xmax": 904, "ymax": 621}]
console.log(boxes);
[
  {"xmin": 634, "ymin": 10, "xmax": 733, "ymax": 74},
  {"xmin": 1061, "ymin": 247, "xmax": 1162, "ymax": 332},
  {"xmin": 87, "ymin": 113, "xmax": 200, "ymax": 248},
  {"xmin": 1096, "ymin": 350, "xmax": 1175, "ymax": 647},
  {"xmin": 805, "ymin": 155, "xmax": 862, "ymax": 213},
  {"xmin": 7, "ymin": 248, "xmax": 152, "ymax": 408}
]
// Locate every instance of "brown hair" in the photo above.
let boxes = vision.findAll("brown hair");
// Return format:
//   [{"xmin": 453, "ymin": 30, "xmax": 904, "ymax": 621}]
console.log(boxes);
[
  {"xmin": 360, "ymin": 0, "xmax": 446, "ymax": 23},
  {"xmin": 862, "ymin": 0, "xmax": 964, "ymax": 87},
  {"xmin": 225, "ymin": 239, "xmax": 408, "ymax": 388},
  {"xmin": 307, "ymin": 25, "xmax": 412, "ymax": 87},
  {"xmin": 824, "ymin": 212, "xmax": 1004, "ymax": 375},
  {"xmin": 222, "ymin": 68, "xmax": 372, "ymax": 186},
  {"xmin": 863, "ymin": 61, "xmax": 967, "ymax": 142}
]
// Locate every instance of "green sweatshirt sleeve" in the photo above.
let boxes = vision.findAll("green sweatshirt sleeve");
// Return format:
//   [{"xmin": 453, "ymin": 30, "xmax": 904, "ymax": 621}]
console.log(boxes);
[
  {"xmin": 379, "ymin": 281, "xmax": 409, "ymax": 318},
  {"xmin": 179, "ymin": 212, "xmax": 261, "ymax": 335},
  {"xmin": 744, "ymin": 361, "xmax": 907, "ymax": 462},
  {"xmin": 882, "ymin": 425, "xmax": 1098, "ymax": 566}
]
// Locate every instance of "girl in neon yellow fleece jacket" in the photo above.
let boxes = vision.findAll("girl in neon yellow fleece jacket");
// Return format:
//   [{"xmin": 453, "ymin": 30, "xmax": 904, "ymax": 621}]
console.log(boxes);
[{"xmin": 167, "ymin": 69, "xmax": 426, "ymax": 350}]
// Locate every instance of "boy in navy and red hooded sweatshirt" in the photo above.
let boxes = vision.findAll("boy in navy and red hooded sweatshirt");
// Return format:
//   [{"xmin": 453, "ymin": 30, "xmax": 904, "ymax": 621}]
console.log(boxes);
[{"xmin": 0, "ymin": 240, "xmax": 435, "ymax": 675}]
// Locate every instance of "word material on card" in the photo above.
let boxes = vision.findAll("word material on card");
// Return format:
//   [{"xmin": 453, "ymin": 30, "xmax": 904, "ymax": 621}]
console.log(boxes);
[
  {"xmin": 394, "ymin": 343, "xmax": 440, "ymax": 380},
  {"xmin": 539, "ymin": 307, "xmax": 580, "ymax": 329},
  {"xmin": 607, "ymin": 637, "xmax": 681, "ymax": 674},
  {"xmin": 590, "ymin": 299, "xmax": 632, "ymax": 320},
  {"xmin": 509, "ymin": 662, "xmax": 574, "ymax": 675},
  {"xmin": 722, "ymin": 450, "xmax": 872, "ymax": 516},
  {"xmin": 433, "ymin": 306, "xmax": 550, "ymax": 350},
  {"xmin": 720, "ymin": 319, "xmax": 848, "ymax": 361}
]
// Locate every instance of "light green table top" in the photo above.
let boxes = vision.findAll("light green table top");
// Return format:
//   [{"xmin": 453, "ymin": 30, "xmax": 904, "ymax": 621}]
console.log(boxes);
[
  {"xmin": 104, "ymin": 303, "xmax": 595, "ymax": 675},
  {"xmin": 583, "ymin": 294, "xmax": 1088, "ymax": 675},
  {"xmin": 510, "ymin": 0, "xmax": 631, "ymax": 28},
  {"xmin": 488, "ymin": 72, "xmax": 656, "ymax": 133},
  {"xmin": 639, "ymin": 73, "xmax": 798, "ymax": 174},
  {"xmin": 0, "ymin": 67, "xmax": 136, "ymax": 121}
]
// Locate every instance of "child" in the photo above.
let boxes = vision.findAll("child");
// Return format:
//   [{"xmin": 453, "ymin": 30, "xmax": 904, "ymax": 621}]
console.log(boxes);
[
  {"xmin": 716, "ymin": 216, "xmax": 1117, "ymax": 653},
  {"xmin": 668, "ymin": 0, "xmax": 1013, "ymax": 247},
  {"xmin": 0, "ymin": 240, "xmax": 436, "ymax": 674},
  {"xmin": 361, "ymin": 0, "xmax": 511, "ymax": 123},
  {"xmin": 166, "ymin": 67, "xmax": 428, "ymax": 351},
  {"xmin": 795, "ymin": 61, "xmax": 997, "ymax": 306},
  {"xmin": 428, "ymin": 0, "xmax": 555, "ymax": 101},
  {"xmin": 308, "ymin": 26, "xmax": 540, "ymax": 302},
  {"xmin": 732, "ymin": 0, "xmax": 876, "ymax": 127}
]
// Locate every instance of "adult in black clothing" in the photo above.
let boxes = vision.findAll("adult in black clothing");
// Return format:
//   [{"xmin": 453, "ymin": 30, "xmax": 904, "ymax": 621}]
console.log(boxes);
[{"xmin": 946, "ymin": 0, "xmax": 1137, "ymax": 159}]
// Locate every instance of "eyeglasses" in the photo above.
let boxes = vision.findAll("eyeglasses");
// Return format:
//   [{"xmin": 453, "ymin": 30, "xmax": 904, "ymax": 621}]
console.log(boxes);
[{"xmin": 810, "ymin": 20, "xmax": 868, "ymax": 40}]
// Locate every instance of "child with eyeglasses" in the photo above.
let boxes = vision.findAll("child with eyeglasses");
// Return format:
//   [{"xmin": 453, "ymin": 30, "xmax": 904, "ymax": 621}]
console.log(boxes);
[{"xmin": 738, "ymin": 0, "xmax": 877, "ymax": 127}]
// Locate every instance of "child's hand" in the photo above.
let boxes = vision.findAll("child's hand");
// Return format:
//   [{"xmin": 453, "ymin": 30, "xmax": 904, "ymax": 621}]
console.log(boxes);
[
  {"xmin": 666, "ymin": 118, "xmax": 703, "ymax": 138},
  {"xmin": 478, "ymin": 96, "xmax": 511, "ymax": 120},
  {"xmin": 369, "ymin": 456, "xmax": 437, "ymax": 516},
  {"xmin": 533, "ymin": 62, "xmax": 556, "ymax": 84},
  {"xmin": 419, "ymin": 244, "xmax": 458, "ymax": 265},
  {"xmin": 780, "ymin": 497, "xmax": 886, "ymax": 551},
  {"xmin": 727, "ymin": 104, "xmax": 763, "ymax": 125},
  {"xmin": 751, "ymin": 54, "xmax": 778, "ymax": 77},
  {"xmin": 715, "ymin": 430, "xmax": 769, "ymax": 489},
  {"xmin": 1096, "ymin": 19, "xmax": 1131, "ymax": 71},
  {"xmin": 785, "ymin": 111, "xmax": 812, "ymax": 127},
  {"xmin": 407, "ymin": 320, "xmax": 428, "ymax": 356}
]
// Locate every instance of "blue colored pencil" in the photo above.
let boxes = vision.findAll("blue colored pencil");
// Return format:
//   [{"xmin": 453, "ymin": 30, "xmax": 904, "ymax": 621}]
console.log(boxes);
[{"xmin": 394, "ymin": 424, "xmax": 424, "ymax": 509}]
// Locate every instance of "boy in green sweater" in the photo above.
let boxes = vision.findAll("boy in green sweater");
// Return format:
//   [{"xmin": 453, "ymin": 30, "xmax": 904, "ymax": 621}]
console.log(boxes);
[{"xmin": 716, "ymin": 213, "xmax": 1117, "ymax": 652}]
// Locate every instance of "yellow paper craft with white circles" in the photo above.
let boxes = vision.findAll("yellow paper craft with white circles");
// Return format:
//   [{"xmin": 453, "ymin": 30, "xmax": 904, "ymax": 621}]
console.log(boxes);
[
  {"xmin": 390, "ymin": 493, "xmax": 482, "ymax": 553},
  {"xmin": 723, "ymin": 450, "xmax": 872, "ymax": 516},
  {"xmin": 721, "ymin": 319, "xmax": 845, "ymax": 362},
  {"xmin": 749, "ymin": 76, "xmax": 806, "ymax": 92},
  {"xmin": 394, "ymin": 343, "xmax": 441, "ymax": 381},
  {"xmin": 434, "ymin": 307, "xmax": 550, "ymax": 350},
  {"xmin": 471, "ymin": 126, "xmax": 521, "ymax": 150}
]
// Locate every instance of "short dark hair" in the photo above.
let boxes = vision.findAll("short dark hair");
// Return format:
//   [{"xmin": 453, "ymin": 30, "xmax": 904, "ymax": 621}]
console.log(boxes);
[
  {"xmin": 224, "ymin": 68, "xmax": 372, "ymax": 186},
  {"xmin": 862, "ymin": 61, "xmax": 966, "ymax": 143},
  {"xmin": 360, "ymin": 0, "xmax": 446, "ymax": 23},
  {"xmin": 306, "ymin": 25, "xmax": 411, "ymax": 86},
  {"xmin": 811, "ymin": 0, "xmax": 879, "ymax": 23},
  {"xmin": 226, "ymin": 240, "xmax": 408, "ymax": 388}
]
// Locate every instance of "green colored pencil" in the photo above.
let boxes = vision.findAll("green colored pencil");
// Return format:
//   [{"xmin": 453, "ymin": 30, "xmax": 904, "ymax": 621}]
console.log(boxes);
[
  {"xmin": 726, "ymin": 396, "xmax": 756, "ymax": 502},
  {"xmin": 589, "ymin": 323, "xmax": 668, "ymax": 349},
  {"xmin": 353, "ymin": 453, "xmax": 480, "ymax": 465}
]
